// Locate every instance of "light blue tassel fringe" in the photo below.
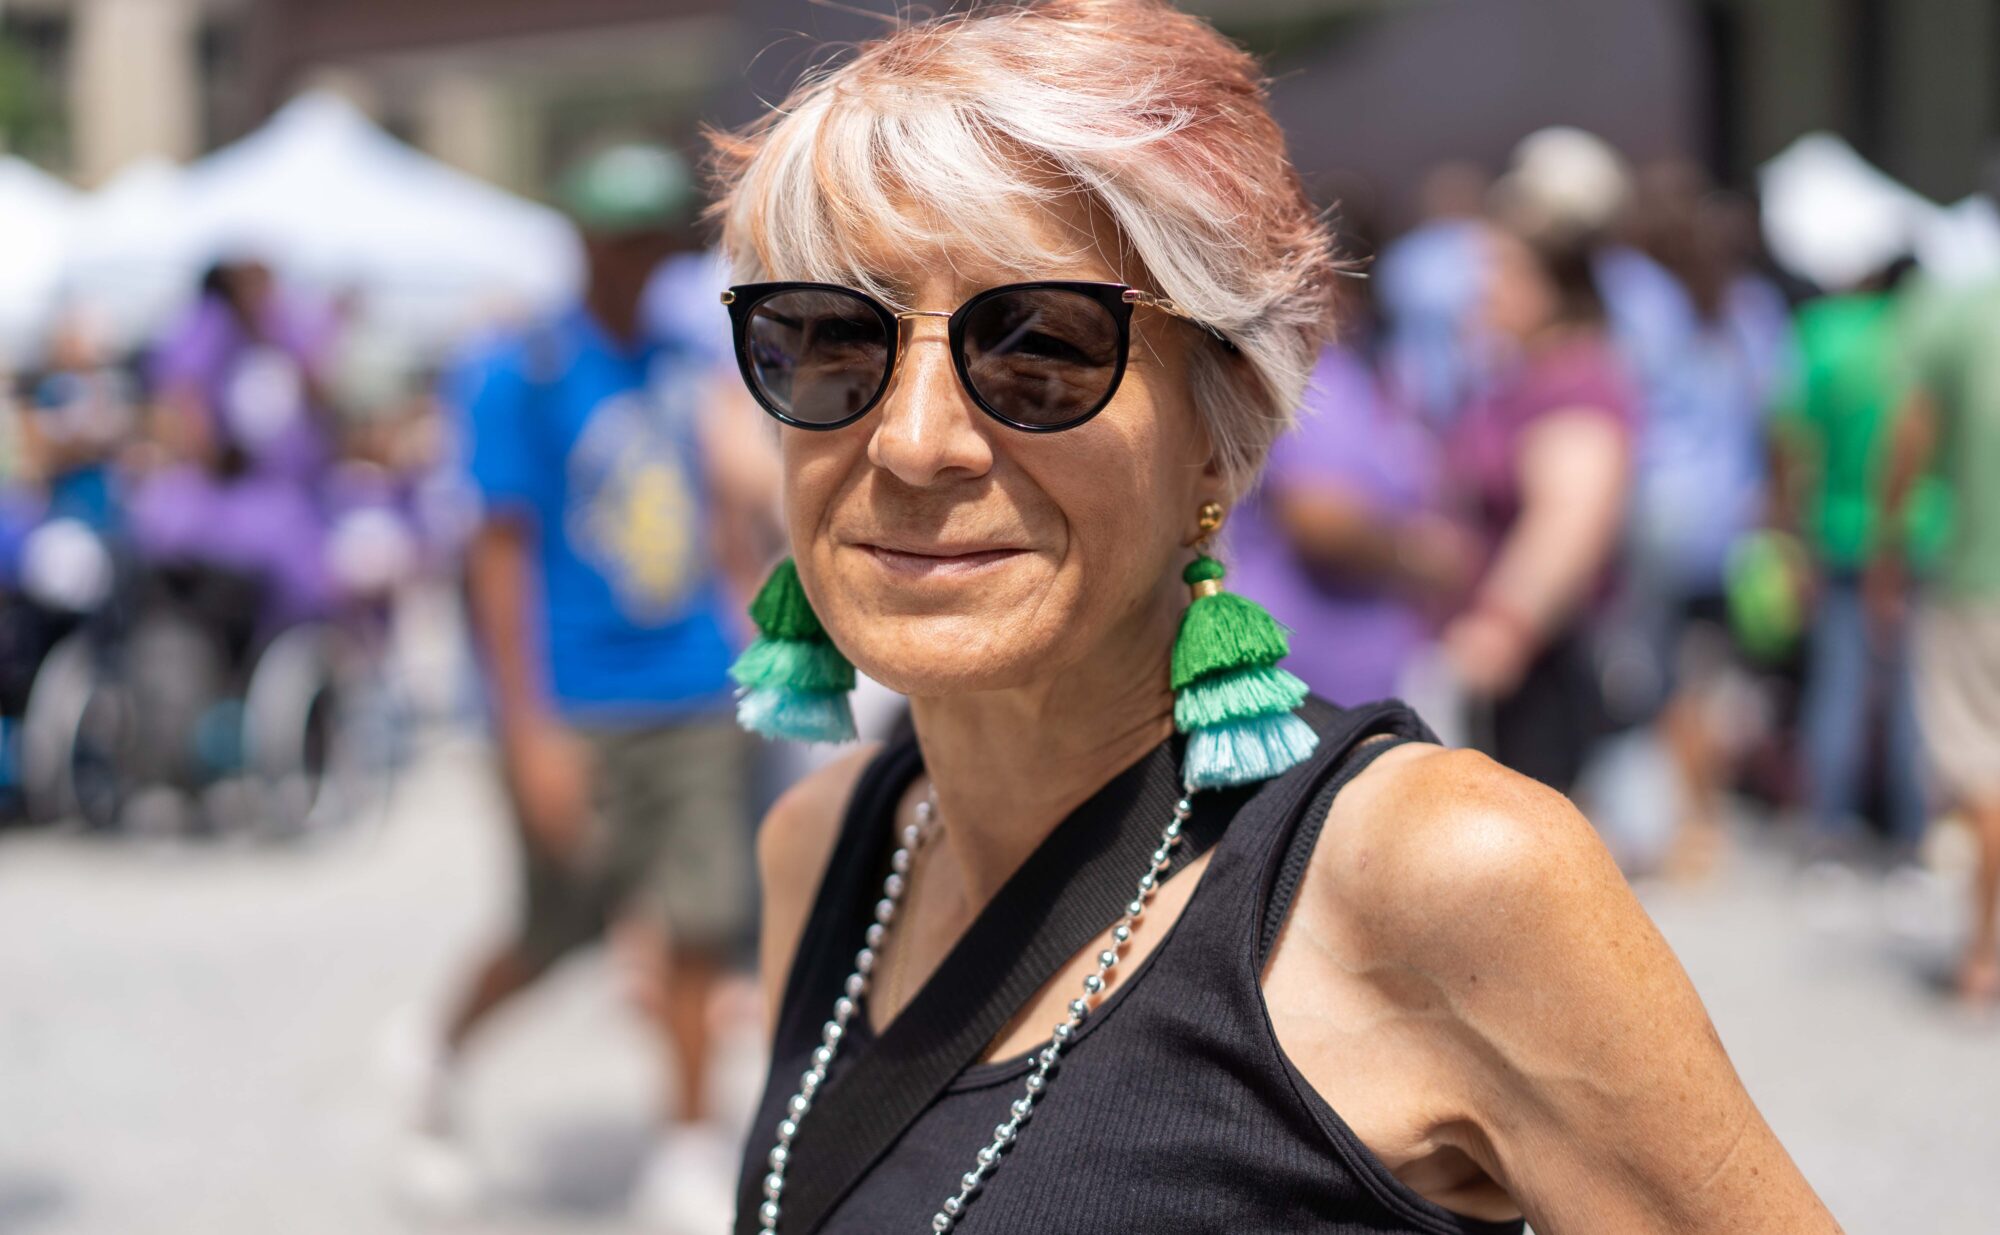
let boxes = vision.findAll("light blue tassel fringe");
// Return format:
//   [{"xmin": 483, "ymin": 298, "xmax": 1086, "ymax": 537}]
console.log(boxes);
[
  {"xmin": 1173, "ymin": 663, "xmax": 1311, "ymax": 732},
  {"xmin": 729, "ymin": 635, "xmax": 855, "ymax": 693},
  {"xmin": 736, "ymin": 686, "xmax": 857, "ymax": 744},
  {"xmin": 1183, "ymin": 710, "xmax": 1319, "ymax": 789}
]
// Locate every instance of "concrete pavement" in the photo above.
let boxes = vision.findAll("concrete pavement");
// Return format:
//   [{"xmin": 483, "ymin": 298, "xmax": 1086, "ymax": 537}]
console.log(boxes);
[{"xmin": 0, "ymin": 737, "xmax": 1993, "ymax": 1234}]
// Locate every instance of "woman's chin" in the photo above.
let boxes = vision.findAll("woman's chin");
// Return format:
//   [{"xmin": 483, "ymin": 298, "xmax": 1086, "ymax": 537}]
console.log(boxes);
[{"xmin": 835, "ymin": 611, "xmax": 1065, "ymax": 698}]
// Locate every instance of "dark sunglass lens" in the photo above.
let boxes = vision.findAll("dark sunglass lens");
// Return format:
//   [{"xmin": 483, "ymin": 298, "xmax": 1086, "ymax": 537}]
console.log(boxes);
[
  {"xmin": 744, "ymin": 290, "xmax": 890, "ymax": 425},
  {"xmin": 959, "ymin": 288, "xmax": 1121, "ymax": 428}
]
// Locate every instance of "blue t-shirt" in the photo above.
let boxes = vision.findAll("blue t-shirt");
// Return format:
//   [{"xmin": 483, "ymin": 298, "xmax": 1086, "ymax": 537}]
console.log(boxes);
[{"xmin": 453, "ymin": 305, "xmax": 736, "ymax": 723}]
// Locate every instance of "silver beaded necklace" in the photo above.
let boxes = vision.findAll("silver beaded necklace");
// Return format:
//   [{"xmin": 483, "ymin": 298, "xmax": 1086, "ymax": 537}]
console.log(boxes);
[{"xmin": 752, "ymin": 781, "xmax": 1198, "ymax": 1234}]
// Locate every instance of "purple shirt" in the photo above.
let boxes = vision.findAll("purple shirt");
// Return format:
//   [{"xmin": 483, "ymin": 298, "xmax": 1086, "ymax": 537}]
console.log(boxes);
[
  {"xmin": 1443, "ymin": 334, "xmax": 1637, "ymax": 592},
  {"xmin": 1231, "ymin": 348, "xmax": 1440, "ymax": 705},
  {"xmin": 150, "ymin": 294, "xmax": 336, "ymax": 485},
  {"xmin": 133, "ymin": 293, "xmax": 341, "ymax": 624}
]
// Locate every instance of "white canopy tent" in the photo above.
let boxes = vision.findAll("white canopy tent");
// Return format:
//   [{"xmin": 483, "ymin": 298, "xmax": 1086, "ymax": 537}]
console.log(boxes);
[
  {"xmin": 182, "ymin": 93, "xmax": 581, "ymax": 337},
  {"xmin": 59, "ymin": 157, "xmax": 208, "ymax": 352},
  {"xmin": 1758, "ymin": 132, "xmax": 2000, "ymax": 291},
  {"xmin": 0, "ymin": 156, "xmax": 79, "ymax": 364},
  {"xmin": 1913, "ymin": 194, "xmax": 2000, "ymax": 288},
  {"xmin": 57, "ymin": 92, "xmax": 582, "ymax": 357},
  {"xmin": 1758, "ymin": 134, "xmax": 1940, "ymax": 291}
]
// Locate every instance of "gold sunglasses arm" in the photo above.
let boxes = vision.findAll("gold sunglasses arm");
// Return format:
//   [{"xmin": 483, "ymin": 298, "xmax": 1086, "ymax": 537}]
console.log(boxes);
[
  {"xmin": 718, "ymin": 290, "xmax": 950, "ymax": 323},
  {"xmin": 1121, "ymin": 289, "xmax": 1236, "ymax": 348}
]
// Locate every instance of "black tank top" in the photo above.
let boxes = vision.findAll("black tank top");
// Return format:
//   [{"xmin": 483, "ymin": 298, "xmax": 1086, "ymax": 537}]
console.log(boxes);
[{"xmin": 737, "ymin": 697, "xmax": 1525, "ymax": 1235}]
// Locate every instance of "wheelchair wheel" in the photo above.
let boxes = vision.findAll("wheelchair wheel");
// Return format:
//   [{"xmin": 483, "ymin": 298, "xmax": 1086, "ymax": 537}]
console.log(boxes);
[
  {"xmin": 243, "ymin": 623, "xmax": 398, "ymax": 840},
  {"xmin": 20, "ymin": 631, "xmax": 131, "ymax": 831}
]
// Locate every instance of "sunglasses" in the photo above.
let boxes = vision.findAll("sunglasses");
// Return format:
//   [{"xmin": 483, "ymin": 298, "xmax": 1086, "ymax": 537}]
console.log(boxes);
[{"xmin": 721, "ymin": 280, "xmax": 1231, "ymax": 433}]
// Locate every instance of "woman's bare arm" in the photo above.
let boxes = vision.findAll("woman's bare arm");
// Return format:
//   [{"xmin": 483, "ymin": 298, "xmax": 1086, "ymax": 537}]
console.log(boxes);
[
  {"xmin": 1313, "ymin": 746, "xmax": 1843, "ymax": 1234},
  {"xmin": 1476, "ymin": 408, "xmax": 1628, "ymax": 638}
]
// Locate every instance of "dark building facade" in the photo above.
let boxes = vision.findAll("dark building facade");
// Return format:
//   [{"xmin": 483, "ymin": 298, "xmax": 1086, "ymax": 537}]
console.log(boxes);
[{"xmin": 235, "ymin": 0, "xmax": 1997, "ymax": 209}]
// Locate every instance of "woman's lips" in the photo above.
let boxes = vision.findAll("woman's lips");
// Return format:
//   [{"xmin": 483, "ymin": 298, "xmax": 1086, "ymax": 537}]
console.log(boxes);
[{"xmin": 857, "ymin": 544, "xmax": 1027, "ymax": 577}]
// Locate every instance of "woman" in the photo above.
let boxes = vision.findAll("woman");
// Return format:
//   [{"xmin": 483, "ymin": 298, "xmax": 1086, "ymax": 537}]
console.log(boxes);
[
  {"xmin": 710, "ymin": 3, "xmax": 1841, "ymax": 1233},
  {"xmin": 1441, "ymin": 221, "xmax": 1635, "ymax": 795},
  {"xmin": 135, "ymin": 258, "xmax": 338, "ymax": 626}
]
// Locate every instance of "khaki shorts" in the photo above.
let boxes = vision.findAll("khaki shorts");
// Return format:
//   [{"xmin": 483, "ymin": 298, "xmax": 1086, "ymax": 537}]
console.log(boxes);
[
  {"xmin": 517, "ymin": 716, "xmax": 754, "ymax": 965},
  {"xmin": 1916, "ymin": 600, "xmax": 2000, "ymax": 801}
]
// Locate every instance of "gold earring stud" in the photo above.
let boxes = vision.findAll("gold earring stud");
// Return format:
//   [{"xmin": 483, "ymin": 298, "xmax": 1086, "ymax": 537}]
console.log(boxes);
[{"xmin": 1194, "ymin": 500, "xmax": 1225, "ymax": 546}]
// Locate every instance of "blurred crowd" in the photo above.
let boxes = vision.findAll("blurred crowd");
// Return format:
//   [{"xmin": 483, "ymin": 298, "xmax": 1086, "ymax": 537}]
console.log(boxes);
[
  {"xmin": 3, "ymin": 113, "xmax": 1998, "ymax": 1233},
  {"xmin": 1241, "ymin": 128, "xmax": 2000, "ymax": 1009},
  {"xmin": 0, "ymin": 253, "xmax": 449, "ymax": 836}
]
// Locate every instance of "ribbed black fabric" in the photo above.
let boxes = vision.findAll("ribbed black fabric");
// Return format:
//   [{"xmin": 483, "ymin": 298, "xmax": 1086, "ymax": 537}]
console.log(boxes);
[
  {"xmin": 773, "ymin": 728, "xmax": 1255, "ymax": 1231},
  {"xmin": 737, "ymin": 697, "xmax": 1526, "ymax": 1235}
]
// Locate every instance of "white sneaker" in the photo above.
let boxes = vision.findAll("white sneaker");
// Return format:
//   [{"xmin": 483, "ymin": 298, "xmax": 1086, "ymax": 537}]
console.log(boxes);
[
  {"xmin": 632, "ymin": 1123, "xmax": 741, "ymax": 1235},
  {"xmin": 394, "ymin": 1127, "xmax": 484, "ymax": 1220},
  {"xmin": 377, "ymin": 1006, "xmax": 448, "ymax": 1098},
  {"xmin": 379, "ymin": 1011, "xmax": 483, "ymax": 1218}
]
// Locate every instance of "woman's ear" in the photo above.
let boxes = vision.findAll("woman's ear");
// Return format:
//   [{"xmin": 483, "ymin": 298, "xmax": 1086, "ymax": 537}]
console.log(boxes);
[
  {"xmin": 1186, "ymin": 443, "xmax": 1236, "ymax": 544},
  {"xmin": 1198, "ymin": 453, "xmax": 1231, "ymax": 507}
]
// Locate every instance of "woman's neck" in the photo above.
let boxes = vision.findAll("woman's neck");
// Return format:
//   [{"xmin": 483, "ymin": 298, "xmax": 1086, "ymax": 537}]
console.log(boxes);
[{"xmin": 908, "ymin": 584, "xmax": 1182, "ymax": 910}]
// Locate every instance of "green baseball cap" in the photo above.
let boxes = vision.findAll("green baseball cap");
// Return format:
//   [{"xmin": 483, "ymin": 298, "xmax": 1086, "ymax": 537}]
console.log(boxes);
[{"xmin": 554, "ymin": 141, "xmax": 694, "ymax": 235}]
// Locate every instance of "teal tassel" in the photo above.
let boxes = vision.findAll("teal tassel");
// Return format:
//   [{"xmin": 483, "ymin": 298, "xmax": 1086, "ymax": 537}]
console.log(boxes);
[
  {"xmin": 736, "ymin": 686, "xmax": 857, "ymax": 744},
  {"xmin": 1171, "ymin": 550, "xmax": 1315, "ymax": 789},
  {"xmin": 1170, "ymin": 557, "xmax": 1291, "ymax": 690},
  {"xmin": 731, "ymin": 556, "xmax": 858, "ymax": 744},
  {"xmin": 1184, "ymin": 711, "xmax": 1320, "ymax": 789},
  {"xmin": 748, "ymin": 557, "xmax": 828, "ymax": 642},
  {"xmin": 1173, "ymin": 663, "xmax": 1310, "ymax": 732},
  {"xmin": 729, "ymin": 636, "xmax": 856, "ymax": 693}
]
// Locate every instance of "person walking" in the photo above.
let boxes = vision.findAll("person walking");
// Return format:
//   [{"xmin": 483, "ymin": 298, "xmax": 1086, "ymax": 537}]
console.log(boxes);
[
  {"xmin": 412, "ymin": 142, "xmax": 758, "ymax": 1230},
  {"xmin": 1886, "ymin": 276, "xmax": 2000, "ymax": 1005},
  {"xmin": 1771, "ymin": 263, "xmax": 1938, "ymax": 870}
]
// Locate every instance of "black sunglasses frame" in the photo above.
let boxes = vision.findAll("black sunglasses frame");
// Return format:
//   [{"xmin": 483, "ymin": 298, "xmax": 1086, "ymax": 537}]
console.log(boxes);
[{"xmin": 722, "ymin": 280, "xmax": 1164, "ymax": 434}]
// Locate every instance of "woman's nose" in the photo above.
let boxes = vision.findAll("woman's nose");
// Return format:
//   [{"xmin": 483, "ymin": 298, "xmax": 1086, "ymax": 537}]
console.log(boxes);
[{"xmin": 865, "ymin": 320, "xmax": 995, "ymax": 487}]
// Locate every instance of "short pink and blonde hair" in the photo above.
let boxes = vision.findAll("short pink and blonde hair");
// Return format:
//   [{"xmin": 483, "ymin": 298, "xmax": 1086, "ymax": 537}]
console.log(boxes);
[{"xmin": 708, "ymin": 0, "xmax": 1338, "ymax": 492}]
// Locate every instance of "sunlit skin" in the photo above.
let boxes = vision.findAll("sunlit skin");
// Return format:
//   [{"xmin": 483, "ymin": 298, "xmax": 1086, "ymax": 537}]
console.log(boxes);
[
  {"xmin": 752, "ymin": 193, "xmax": 1844, "ymax": 1234},
  {"xmin": 768, "ymin": 194, "xmax": 1226, "ymax": 906}
]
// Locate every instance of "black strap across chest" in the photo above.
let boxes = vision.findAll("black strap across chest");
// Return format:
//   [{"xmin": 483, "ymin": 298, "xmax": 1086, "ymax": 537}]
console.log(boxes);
[{"xmin": 748, "ymin": 697, "xmax": 1422, "ymax": 1235}]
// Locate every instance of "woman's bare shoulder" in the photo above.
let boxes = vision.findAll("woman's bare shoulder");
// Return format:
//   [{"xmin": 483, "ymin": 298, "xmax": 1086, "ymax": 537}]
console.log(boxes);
[
  {"xmin": 757, "ymin": 743, "xmax": 885, "ymax": 1028},
  {"xmin": 1315, "ymin": 741, "xmax": 1621, "ymax": 957},
  {"xmin": 1307, "ymin": 741, "xmax": 1650, "ymax": 1017},
  {"xmin": 759, "ymin": 745, "xmax": 884, "ymax": 890},
  {"xmin": 759, "ymin": 743, "xmax": 886, "ymax": 922},
  {"xmin": 1300, "ymin": 743, "xmax": 1840, "ymax": 1231}
]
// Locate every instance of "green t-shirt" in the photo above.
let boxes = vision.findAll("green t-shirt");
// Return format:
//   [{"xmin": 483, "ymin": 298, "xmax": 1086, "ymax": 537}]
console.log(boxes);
[
  {"xmin": 1904, "ymin": 279, "xmax": 2000, "ymax": 599},
  {"xmin": 1774, "ymin": 292, "xmax": 1949, "ymax": 571}
]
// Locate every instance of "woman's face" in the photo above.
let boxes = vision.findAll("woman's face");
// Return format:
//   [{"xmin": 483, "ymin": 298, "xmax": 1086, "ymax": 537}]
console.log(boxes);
[
  {"xmin": 779, "ymin": 203, "xmax": 1224, "ymax": 698},
  {"xmin": 1480, "ymin": 228, "xmax": 1557, "ymax": 341}
]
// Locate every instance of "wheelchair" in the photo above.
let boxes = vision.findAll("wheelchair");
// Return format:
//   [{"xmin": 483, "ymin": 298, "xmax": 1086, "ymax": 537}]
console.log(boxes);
[{"xmin": 9, "ymin": 545, "xmax": 404, "ymax": 841}]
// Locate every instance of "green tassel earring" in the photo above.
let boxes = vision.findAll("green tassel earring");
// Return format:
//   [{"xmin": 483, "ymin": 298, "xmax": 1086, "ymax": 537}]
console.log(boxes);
[
  {"xmin": 1173, "ymin": 502, "xmax": 1318, "ymax": 789},
  {"xmin": 730, "ymin": 557, "xmax": 858, "ymax": 743}
]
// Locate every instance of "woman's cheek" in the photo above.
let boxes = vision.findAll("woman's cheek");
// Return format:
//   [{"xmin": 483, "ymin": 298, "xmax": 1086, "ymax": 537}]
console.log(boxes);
[{"xmin": 781, "ymin": 437, "xmax": 853, "ymax": 540}]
